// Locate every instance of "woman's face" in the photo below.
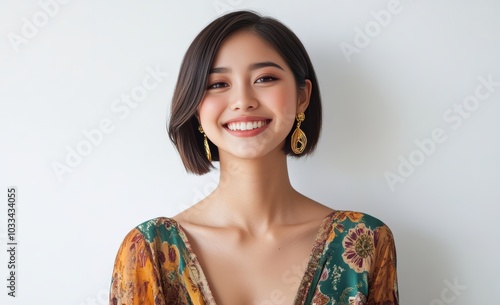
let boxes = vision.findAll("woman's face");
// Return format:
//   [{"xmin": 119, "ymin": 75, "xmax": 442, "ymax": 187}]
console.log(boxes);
[{"xmin": 198, "ymin": 30, "xmax": 311, "ymax": 161}]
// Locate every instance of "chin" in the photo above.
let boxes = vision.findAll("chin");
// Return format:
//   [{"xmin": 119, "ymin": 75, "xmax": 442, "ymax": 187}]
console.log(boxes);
[{"xmin": 223, "ymin": 143, "xmax": 284, "ymax": 161}]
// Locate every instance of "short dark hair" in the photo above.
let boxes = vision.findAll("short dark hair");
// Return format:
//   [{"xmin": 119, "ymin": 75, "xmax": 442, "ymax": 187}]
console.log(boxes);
[{"xmin": 168, "ymin": 10, "xmax": 322, "ymax": 175}]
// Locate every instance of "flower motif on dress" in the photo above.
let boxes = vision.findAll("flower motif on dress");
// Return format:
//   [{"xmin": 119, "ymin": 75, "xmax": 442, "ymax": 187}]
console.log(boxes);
[
  {"xmin": 327, "ymin": 211, "xmax": 364, "ymax": 243},
  {"xmin": 160, "ymin": 242, "xmax": 180, "ymax": 272},
  {"xmin": 311, "ymin": 290, "xmax": 330, "ymax": 305},
  {"xmin": 128, "ymin": 232, "xmax": 149, "ymax": 268},
  {"xmin": 320, "ymin": 267, "xmax": 329, "ymax": 282},
  {"xmin": 337, "ymin": 211, "xmax": 364, "ymax": 223},
  {"xmin": 348, "ymin": 292, "xmax": 367, "ymax": 305},
  {"xmin": 326, "ymin": 222, "xmax": 344, "ymax": 243},
  {"xmin": 342, "ymin": 223, "xmax": 375, "ymax": 273}
]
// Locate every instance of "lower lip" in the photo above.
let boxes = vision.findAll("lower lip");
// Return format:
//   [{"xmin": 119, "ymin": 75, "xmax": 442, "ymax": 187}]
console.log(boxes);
[{"xmin": 225, "ymin": 122, "xmax": 270, "ymax": 137}]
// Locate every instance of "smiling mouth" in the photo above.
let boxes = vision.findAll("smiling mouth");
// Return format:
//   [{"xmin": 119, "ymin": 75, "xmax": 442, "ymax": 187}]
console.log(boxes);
[{"xmin": 226, "ymin": 120, "xmax": 270, "ymax": 131}]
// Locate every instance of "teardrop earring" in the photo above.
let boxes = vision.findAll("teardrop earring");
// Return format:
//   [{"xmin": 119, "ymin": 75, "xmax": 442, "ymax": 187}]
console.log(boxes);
[
  {"xmin": 291, "ymin": 112, "xmax": 307, "ymax": 154},
  {"xmin": 198, "ymin": 126, "xmax": 212, "ymax": 161}
]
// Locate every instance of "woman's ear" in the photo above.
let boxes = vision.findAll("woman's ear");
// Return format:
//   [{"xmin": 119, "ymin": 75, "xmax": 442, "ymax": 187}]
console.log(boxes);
[{"xmin": 297, "ymin": 79, "xmax": 312, "ymax": 114}]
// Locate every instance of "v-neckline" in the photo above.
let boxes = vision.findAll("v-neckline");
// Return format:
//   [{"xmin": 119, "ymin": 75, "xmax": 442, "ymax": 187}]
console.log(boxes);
[{"xmin": 168, "ymin": 210, "xmax": 337, "ymax": 305}]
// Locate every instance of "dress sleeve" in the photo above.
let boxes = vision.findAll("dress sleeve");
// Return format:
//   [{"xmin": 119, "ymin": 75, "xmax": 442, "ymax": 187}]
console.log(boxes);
[
  {"xmin": 367, "ymin": 225, "xmax": 399, "ymax": 305},
  {"xmin": 109, "ymin": 228, "xmax": 165, "ymax": 305}
]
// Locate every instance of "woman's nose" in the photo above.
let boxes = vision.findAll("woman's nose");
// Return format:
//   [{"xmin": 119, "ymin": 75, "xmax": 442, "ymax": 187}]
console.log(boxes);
[{"xmin": 229, "ymin": 84, "xmax": 259, "ymax": 111}]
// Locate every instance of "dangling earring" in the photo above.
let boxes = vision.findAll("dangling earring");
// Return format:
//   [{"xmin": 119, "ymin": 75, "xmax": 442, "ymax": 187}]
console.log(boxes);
[
  {"xmin": 291, "ymin": 112, "xmax": 307, "ymax": 154},
  {"xmin": 198, "ymin": 126, "xmax": 212, "ymax": 161}
]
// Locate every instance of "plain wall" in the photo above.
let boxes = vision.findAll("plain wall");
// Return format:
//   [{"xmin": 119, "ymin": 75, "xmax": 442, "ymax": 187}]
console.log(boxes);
[{"xmin": 1, "ymin": 0, "xmax": 499, "ymax": 304}]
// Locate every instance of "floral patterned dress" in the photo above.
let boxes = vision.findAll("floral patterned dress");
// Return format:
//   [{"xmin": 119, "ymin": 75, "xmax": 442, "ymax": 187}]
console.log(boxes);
[{"xmin": 109, "ymin": 211, "xmax": 398, "ymax": 305}]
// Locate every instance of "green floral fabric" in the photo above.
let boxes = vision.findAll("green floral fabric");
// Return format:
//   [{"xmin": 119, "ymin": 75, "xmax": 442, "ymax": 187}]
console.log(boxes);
[{"xmin": 110, "ymin": 210, "xmax": 398, "ymax": 305}]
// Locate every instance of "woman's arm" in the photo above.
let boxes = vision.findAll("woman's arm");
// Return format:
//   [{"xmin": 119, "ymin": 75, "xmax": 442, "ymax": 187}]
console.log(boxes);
[
  {"xmin": 109, "ymin": 228, "xmax": 165, "ymax": 305},
  {"xmin": 368, "ymin": 225, "xmax": 399, "ymax": 305}
]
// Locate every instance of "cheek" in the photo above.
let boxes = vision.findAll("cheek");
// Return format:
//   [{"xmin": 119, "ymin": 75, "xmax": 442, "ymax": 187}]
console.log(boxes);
[
  {"xmin": 198, "ymin": 96, "xmax": 224, "ymax": 123},
  {"xmin": 267, "ymin": 86, "xmax": 298, "ymax": 123}
]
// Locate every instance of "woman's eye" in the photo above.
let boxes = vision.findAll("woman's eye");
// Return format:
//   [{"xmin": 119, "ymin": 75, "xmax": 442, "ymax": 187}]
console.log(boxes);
[
  {"xmin": 207, "ymin": 82, "xmax": 228, "ymax": 89},
  {"xmin": 255, "ymin": 76, "xmax": 277, "ymax": 83}
]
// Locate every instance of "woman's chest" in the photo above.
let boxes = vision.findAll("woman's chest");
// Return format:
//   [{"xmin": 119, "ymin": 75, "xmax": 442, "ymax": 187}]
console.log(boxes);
[
  {"xmin": 199, "ymin": 244, "xmax": 312, "ymax": 305},
  {"xmin": 188, "ymin": 229, "xmax": 320, "ymax": 305}
]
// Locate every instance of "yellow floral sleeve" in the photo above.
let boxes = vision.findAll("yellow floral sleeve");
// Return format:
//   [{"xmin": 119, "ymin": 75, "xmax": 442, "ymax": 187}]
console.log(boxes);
[
  {"xmin": 367, "ymin": 225, "xmax": 399, "ymax": 304},
  {"xmin": 109, "ymin": 228, "xmax": 166, "ymax": 305}
]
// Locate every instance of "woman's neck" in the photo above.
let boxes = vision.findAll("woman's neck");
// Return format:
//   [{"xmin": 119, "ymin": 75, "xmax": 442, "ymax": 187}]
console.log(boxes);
[{"xmin": 201, "ymin": 150, "xmax": 303, "ymax": 234}]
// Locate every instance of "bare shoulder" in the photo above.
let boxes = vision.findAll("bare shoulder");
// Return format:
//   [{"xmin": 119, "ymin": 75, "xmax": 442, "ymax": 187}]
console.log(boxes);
[
  {"xmin": 170, "ymin": 200, "xmax": 225, "ymax": 240},
  {"xmin": 295, "ymin": 194, "xmax": 335, "ymax": 224},
  {"xmin": 171, "ymin": 194, "xmax": 216, "ymax": 222}
]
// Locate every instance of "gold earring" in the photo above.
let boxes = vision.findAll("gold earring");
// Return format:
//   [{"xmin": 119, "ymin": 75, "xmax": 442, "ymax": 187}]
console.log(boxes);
[
  {"xmin": 198, "ymin": 126, "xmax": 212, "ymax": 161},
  {"xmin": 291, "ymin": 113, "xmax": 307, "ymax": 154}
]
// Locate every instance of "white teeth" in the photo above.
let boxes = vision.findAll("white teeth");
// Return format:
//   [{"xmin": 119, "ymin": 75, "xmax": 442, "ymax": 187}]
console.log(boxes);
[{"xmin": 227, "ymin": 120, "xmax": 267, "ymax": 131}]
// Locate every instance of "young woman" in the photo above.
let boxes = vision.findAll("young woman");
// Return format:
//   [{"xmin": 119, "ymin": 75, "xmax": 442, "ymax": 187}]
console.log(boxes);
[{"xmin": 109, "ymin": 10, "xmax": 398, "ymax": 305}]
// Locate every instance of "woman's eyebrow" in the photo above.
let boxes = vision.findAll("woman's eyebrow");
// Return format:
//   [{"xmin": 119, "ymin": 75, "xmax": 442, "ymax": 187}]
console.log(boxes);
[
  {"xmin": 249, "ymin": 61, "xmax": 284, "ymax": 71},
  {"xmin": 209, "ymin": 61, "xmax": 284, "ymax": 74},
  {"xmin": 209, "ymin": 67, "xmax": 230, "ymax": 74}
]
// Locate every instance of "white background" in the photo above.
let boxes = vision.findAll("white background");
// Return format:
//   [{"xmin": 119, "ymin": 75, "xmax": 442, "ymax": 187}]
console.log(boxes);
[{"xmin": 1, "ymin": 0, "xmax": 499, "ymax": 304}]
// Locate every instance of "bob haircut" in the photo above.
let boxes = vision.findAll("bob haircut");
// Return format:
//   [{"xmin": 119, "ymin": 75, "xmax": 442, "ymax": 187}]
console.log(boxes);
[{"xmin": 168, "ymin": 10, "xmax": 322, "ymax": 175}]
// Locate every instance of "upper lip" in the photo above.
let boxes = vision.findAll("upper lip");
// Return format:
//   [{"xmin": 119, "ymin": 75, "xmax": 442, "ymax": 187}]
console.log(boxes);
[{"xmin": 223, "ymin": 116, "xmax": 271, "ymax": 125}]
